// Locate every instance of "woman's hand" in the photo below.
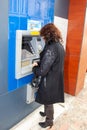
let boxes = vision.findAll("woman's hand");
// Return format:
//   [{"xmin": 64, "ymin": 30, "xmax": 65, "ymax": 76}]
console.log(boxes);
[{"xmin": 32, "ymin": 62, "xmax": 38, "ymax": 67}]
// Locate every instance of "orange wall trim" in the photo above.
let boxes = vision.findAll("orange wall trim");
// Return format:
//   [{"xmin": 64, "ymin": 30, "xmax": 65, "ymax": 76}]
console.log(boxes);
[{"xmin": 64, "ymin": 0, "xmax": 87, "ymax": 95}]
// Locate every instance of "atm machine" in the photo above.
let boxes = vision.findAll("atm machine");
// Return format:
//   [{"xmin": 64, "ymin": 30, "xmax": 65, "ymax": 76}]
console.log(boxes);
[{"xmin": 15, "ymin": 30, "xmax": 45, "ymax": 103}]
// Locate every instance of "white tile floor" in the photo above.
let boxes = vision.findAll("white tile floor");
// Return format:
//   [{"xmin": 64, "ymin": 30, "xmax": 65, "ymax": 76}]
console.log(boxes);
[
  {"xmin": 10, "ymin": 93, "xmax": 75, "ymax": 130},
  {"xmin": 10, "ymin": 73, "xmax": 87, "ymax": 130}
]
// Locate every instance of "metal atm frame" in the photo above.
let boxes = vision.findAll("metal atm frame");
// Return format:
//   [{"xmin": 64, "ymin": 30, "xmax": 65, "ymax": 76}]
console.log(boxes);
[{"xmin": 15, "ymin": 30, "xmax": 44, "ymax": 79}]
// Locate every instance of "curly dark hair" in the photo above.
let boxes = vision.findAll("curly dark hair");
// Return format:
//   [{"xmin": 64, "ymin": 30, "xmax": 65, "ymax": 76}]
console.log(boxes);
[{"xmin": 40, "ymin": 23, "xmax": 63, "ymax": 43}]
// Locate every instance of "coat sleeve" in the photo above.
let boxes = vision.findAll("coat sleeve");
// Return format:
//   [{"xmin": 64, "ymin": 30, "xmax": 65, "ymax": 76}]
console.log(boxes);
[{"xmin": 33, "ymin": 45, "xmax": 57, "ymax": 77}]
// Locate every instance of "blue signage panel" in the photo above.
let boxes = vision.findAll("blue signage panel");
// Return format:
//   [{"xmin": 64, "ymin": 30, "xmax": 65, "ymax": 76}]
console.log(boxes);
[{"xmin": 8, "ymin": 0, "xmax": 55, "ymax": 91}]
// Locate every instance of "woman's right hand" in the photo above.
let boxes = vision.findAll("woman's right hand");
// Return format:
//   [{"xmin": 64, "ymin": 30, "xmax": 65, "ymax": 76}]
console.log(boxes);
[{"xmin": 32, "ymin": 62, "xmax": 38, "ymax": 67}]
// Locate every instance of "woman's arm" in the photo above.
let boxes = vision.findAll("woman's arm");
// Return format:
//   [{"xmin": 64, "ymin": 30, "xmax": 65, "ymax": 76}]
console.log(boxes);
[{"xmin": 32, "ymin": 45, "xmax": 57, "ymax": 77}]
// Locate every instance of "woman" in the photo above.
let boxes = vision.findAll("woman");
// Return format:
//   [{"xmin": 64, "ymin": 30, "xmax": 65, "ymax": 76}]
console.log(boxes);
[{"xmin": 32, "ymin": 23, "xmax": 65, "ymax": 128}]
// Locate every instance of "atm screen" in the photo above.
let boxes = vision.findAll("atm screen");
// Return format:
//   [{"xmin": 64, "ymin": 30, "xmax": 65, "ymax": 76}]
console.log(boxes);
[
  {"xmin": 21, "ymin": 35, "xmax": 44, "ymax": 60},
  {"xmin": 22, "ymin": 36, "xmax": 35, "ymax": 54},
  {"xmin": 21, "ymin": 35, "xmax": 43, "ymax": 69}
]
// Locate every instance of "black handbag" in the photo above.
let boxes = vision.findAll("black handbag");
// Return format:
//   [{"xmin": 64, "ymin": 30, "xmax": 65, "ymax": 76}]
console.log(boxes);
[{"xmin": 31, "ymin": 76, "xmax": 41, "ymax": 88}]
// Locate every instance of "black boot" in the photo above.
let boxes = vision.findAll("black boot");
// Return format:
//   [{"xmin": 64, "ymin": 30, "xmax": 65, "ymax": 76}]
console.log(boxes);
[
  {"xmin": 39, "ymin": 111, "xmax": 46, "ymax": 117},
  {"xmin": 39, "ymin": 121, "xmax": 53, "ymax": 128}
]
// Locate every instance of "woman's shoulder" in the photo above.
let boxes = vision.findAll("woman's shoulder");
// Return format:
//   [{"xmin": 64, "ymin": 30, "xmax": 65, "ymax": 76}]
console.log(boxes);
[
  {"xmin": 55, "ymin": 42, "xmax": 64, "ymax": 50},
  {"xmin": 45, "ymin": 42, "xmax": 64, "ymax": 53},
  {"xmin": 47, "ymin": 43, "xmax": 56, "ymax": 51},
  {"xmin": 45, "ymin": 43, "xmax": 58, "ymax": 56}
]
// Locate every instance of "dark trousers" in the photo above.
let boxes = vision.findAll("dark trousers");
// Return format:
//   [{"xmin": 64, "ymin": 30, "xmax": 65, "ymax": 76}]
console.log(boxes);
[{"xmin": 44, "ymin": 104, "xmax": 54, "ymax": 124}]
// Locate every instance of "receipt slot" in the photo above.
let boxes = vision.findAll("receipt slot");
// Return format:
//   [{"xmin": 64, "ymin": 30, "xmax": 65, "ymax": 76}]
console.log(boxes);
[{"xmin": 15, "ymin": 30, "xmax": 44, "ymax": 79}]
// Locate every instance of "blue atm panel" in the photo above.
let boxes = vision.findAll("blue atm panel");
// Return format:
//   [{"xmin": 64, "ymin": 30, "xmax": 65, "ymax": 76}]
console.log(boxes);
[{"xmin": 8, "ymin": 0, "xmax": 55, "ymax": 91}]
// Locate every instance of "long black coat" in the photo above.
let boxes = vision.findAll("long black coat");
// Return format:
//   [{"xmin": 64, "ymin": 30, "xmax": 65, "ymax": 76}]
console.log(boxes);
[{"xmin": 33, "ymin": 42, "xmax": 65, "ymax": 105}]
